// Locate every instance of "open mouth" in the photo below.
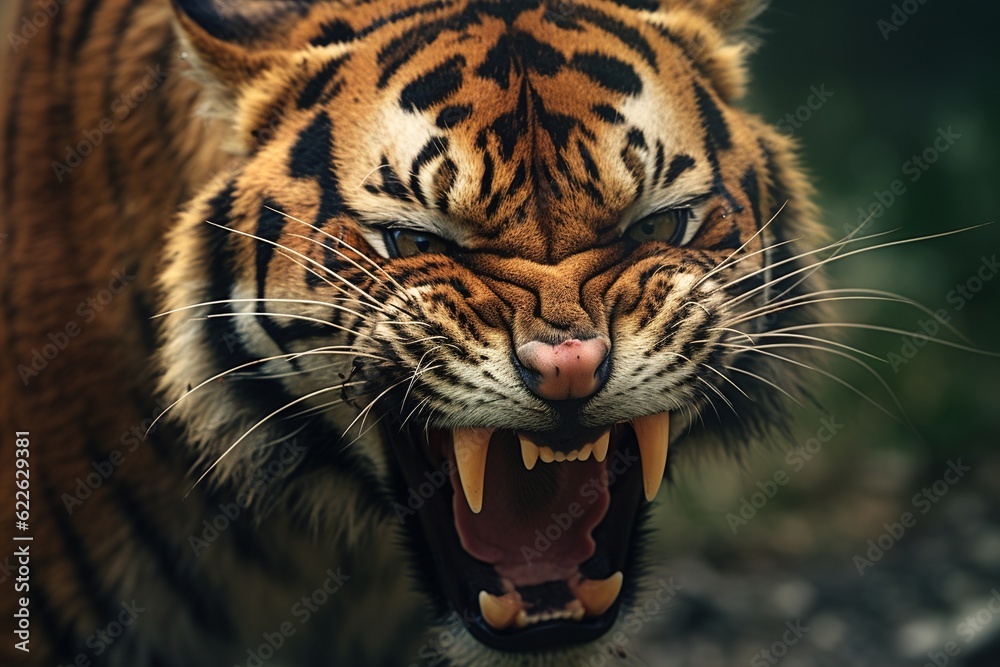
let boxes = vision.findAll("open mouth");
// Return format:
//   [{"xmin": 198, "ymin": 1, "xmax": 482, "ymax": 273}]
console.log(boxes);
[{"xmin": 390, "ymin": 413, "xmax": 670, "ymax": 651}]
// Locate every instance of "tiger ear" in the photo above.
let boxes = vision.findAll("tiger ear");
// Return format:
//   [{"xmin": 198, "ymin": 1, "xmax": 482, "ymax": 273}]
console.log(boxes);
[
  {"xmin": 171, "ymin": 0, "xmax": 305, "ymax": 88},
  {"xmin": 677, "ymin": 0, "xmax": 765, "ymax": 32},
  {"xmin": 655, "ymin": 0, "xmax": 765, "ymax": 101}
]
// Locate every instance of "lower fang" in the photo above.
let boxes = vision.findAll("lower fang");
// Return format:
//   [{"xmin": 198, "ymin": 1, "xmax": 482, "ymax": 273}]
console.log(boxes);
[
  {"xmin": 479, "ymin": 590, "xmax": 522, "ymax": 630},
  {"xmin": 572, "ymin": 571, "xmax": 623, "ymax": 617}
]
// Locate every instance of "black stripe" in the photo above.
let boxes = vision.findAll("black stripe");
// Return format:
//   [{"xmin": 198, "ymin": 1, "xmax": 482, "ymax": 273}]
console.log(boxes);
[
  {"xmin": 83, "ymin": 437, "xmax": 237, "ymax": 638},
  {"xmin": 578, "ymin": 140, "xmax": 599, "ymax": 180},
  {"xmin": 435, "ymin": 103, "xmax": 472, "ymax": 128},
  {"xmin": 571, "ymin": 52, "xmax": 642, "ymax": 96},
  {"xmin": 662, "ymin": 154, "xmax": 695, "ymax": 188},
  {"xmin": 400, "ymin": 55, "xmax": 465, "ymax": 111},
  {"xmin": 652, "ymin": 140, "xmax": 665, "ymax": 183},
  {"xmin": 409, "ymin": 137, "xmax": 450, "ymax": 206},
  {"xmin": 692, "ymin": 81, "xmax": 738, "ymax": 208},
  {"xmin": 693, "ymin": 80, "xmax": 732, "ymax": 150},
  {"xmin": 255, "ymin": 200, "xmax": 287, "ymax": 301},
  {"xmin": 567, "ymin": 3, "xmax": 658, "ymax": 71},
  {"xmin": 591, "ymin": 103, "xmax": 624, "ymax": 124},
  {"xmin": 478, "ymin": 151, "xmax": 495, "ymax": 200},
  {"xmin": 40, "ymin": 477, "xmax": 120, "ymax": 624},
  {"xmin": 289, "ymin": 112, "xmax": 345, "ymax": 223},
  {"xmin": 298, "ymin": 56, "xmax": 349, "ymax": 109},
  {"xmin": 310, "ymin": 19, "xmax": 356, "ymax": 46},
  {"xmin": 3, "ymin": 45, "xmax": 29, "ymax": 211},
  {"xmin": 103, "ymin": 0, "xmax": 147, "ymax": 227},
  {"xmin": 740, "ymin": 166, "xmax": 762, "ymax": 230},
  {"xmin": 626, "ymin": 128, "xmax": 647, "ymax": 151},
  {"xmin": 69, "ymin": 0, "xmax": 105, "ymax": 56},
  {"xmin": 376, "ymin": 6, "xmax": 474, "ymax": 88}
]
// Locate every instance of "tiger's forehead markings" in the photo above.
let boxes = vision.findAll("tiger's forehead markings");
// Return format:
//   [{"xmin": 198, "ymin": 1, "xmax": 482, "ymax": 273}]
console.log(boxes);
[{"xmin": 299, "ymin": 0, "xmax": 743, "ymax": 262}]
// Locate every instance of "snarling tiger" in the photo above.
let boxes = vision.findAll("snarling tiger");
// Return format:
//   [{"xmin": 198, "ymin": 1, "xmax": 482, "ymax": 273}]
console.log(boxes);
[{"xmin": 0, "ymin": 0, "xmax": 826, "ymax": 664}]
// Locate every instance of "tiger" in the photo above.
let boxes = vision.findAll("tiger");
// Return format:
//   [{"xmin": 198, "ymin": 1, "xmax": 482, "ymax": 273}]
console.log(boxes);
[{"xmin": 0, "ymin": 0, "xmax": 827, "ymax": 664}]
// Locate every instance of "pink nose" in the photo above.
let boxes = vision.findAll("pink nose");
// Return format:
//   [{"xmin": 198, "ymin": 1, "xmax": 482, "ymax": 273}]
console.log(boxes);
[{"xmin": 516, "ymin": 337, "xmax": 611, "ymax": 401}]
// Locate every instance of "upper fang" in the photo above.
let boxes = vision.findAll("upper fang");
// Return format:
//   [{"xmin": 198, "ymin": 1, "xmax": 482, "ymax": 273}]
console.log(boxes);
[
  {"xmin": 519, "ymin": 434, "xmax": 540, "ymax": 470},
  {"xmin": 631, "ymin": 412, "xmax": 670, "ymax": 501},
  {"xmin": 453, "ymin": 427, "xmax": 493, "ymax": 513}
]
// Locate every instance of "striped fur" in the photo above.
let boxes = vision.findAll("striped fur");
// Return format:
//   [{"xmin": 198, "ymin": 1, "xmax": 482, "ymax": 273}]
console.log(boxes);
[{"xmin": 0, "ymin": 0, "xmax": 824, "ymax": 665}]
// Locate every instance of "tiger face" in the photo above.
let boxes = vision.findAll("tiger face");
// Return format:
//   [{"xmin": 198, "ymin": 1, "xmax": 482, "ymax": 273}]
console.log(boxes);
[{"xmin": 162, "ymin": 0, "xmax": 822, "ymax": 656}]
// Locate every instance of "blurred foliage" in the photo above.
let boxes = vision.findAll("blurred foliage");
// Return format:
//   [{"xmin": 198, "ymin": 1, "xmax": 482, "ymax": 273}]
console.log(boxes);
[
  {"xmin": 745, "ymin": 0, "xmax": 1000, "ymax": 461},
  {"xmin": 657, "ymin": 0, "xmax": 1000, "ymax": 555}
]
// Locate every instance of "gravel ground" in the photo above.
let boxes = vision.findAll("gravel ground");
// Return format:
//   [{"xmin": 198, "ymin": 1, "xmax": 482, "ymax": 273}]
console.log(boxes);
[{"xmin": 623, "ymin": 455, "xmax": 1000, "ymax": 667}]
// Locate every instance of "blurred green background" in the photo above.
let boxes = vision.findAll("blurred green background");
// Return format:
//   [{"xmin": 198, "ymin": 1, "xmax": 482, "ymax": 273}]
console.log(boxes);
[{"xmin": 638, "ymin": 2, "xmax": 1000, "ymax": 665}]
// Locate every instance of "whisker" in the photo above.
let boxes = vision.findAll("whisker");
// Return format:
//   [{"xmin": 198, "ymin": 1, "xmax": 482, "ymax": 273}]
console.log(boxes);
[
  {"xmin": 718, "ymin": 223, "xmax": 993, "ymax": 303},
  {"xmin": 147, "ymin": 347, "xmax": 374, "ymax": 434},
  {"xmin": 184, "ymin": 381, "xmax": 356, "ymax": 498},
  {"xmin": 700, "ymin": 362, "xmax": 754, "ymax": 402},
  {"xmin": 268, "ymin": 206, "xmax": 414, "ymax": 302},
  {"xmin": 758, "ymin": 322, "xmax": 999, "ymax": 358},
  {"xmin": 205, "ymin": 221, "xmax": 387, "ymax": 311},
  {"xmin": 155, "ymin": 296, "xmax": 381, "ymax": 322},
  {"xmin": 723, "ymin": 364, "xmax": 806, "ymax": 409},
  {"xmin": 711, "ymin": 329, "xmax": 888, "ymax": 364},
  {"xmin": 718, "ymin": 342, "xmax": 906, "ymax": 425}
]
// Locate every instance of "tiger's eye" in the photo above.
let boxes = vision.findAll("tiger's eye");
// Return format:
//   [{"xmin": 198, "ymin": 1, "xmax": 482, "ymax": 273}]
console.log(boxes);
[
  {"xmin": 391, "ymin": 230, "xmax": 448, "ymax": 258},
  {"xmin": 627, "ymin": 209, "xmax": 690, "ymax": 245}
]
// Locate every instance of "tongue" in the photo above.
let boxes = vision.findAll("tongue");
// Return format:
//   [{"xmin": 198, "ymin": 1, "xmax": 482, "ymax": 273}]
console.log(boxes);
[{"xmin": 449, "ymin": 431, "xmax": 611, "ymax": 587}]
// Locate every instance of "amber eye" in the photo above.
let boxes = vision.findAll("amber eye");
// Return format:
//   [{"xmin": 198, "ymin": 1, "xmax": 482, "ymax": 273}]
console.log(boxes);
[
  {"xmin": 387, "ymin": 229, "xmax": 449, "ymax": 258},
  {"xmin": 627, "ymin": 208, "xmax": 692, "ymax": 245}
]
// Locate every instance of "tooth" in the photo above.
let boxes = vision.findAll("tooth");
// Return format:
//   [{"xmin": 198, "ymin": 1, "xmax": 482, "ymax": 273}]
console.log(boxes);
[
  {"xmin": 574, "ymin": 572, "xmax": 623, "ymax": 617},
  {"xmin": 519, "ymin": 435, "xmax": 540, "ymax": 470},
  {"xmin": 592, "ymin": 430, "xmax": 610, "ymax": 462},
  {"xmin": 578, "ymin": 445, "xmax": 592, "ymax": 461},
  {"xmin": 453, "ymin": 427, "xmax": 493, "ymax": 513},
  {"xmin": 539, "ymin": 446, "xmax": 555, "ymax": 463},
  {"xmin": 566, "ymin": 450, "xmax": 579, "ymax": 461},
  {"xmin": 515, "ymin": 610, "xmax": 529, "ymax": 628},
  {"xmin": 632, "ymin": 412, "xmax": 670, "ymax": 501},
  {"xmin": 479, "ymin": 591, "xmax": 521, "ymax": 630},
  {"xmin": 554, "ymin": 451, "xmax": 566, "ymax": 462}
]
